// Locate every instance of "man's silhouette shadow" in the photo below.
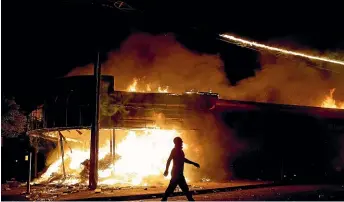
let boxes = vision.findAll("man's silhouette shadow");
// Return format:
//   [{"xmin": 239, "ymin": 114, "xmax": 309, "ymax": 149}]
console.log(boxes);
[{"xmin": 161, "ymin": 137, "xmax": 200, "ymax": 201}]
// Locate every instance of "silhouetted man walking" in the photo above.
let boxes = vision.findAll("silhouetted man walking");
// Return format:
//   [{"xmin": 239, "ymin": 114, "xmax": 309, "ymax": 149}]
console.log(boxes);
[{"xmin": 162, "ymin": 137, "xmax": 200, "ymax": 201}]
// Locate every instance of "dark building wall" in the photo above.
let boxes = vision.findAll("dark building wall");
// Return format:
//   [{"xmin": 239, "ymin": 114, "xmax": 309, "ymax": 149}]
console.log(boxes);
[
  {"xmin": 212, "ymin": 106, "xmax": 344, "ymax": 182},
  {"xmin": 41, "ymin": 75, "xmax": 114, "ymax": 128}
]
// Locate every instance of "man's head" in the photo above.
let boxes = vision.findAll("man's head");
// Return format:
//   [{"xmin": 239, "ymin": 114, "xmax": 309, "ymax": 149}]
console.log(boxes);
[{"xmin": 173, "ymin": 137, "xmax": 183, "ymax": 149}]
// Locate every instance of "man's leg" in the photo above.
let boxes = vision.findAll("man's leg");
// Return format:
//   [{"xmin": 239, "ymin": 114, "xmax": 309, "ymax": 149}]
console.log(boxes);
[
  {"xmin": 162, "ymin": 178, "xmax": 178, "ymax": 201},
  {"xmin": 178, "ymin": 176, "xmax": 194, "ymax": 201}
]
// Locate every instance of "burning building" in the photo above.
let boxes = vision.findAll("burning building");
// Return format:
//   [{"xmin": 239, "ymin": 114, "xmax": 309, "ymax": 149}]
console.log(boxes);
[
  {"xmin": 27, "ymin": 75, "xmax": 219, "ymax": 186},
  {"xmin": 28, "ymin": 74, "xmax": 344, "ymax": 187}
]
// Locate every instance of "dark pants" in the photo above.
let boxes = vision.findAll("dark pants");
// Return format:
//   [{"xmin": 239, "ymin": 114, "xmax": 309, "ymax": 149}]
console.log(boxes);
[{"xmin": 162, "ymin": 175, "xmax": 194, "ymax": 201}]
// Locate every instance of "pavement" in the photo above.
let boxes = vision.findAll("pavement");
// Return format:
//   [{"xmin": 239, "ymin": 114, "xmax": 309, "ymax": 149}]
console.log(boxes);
[
  {"xmin": 1, "ymin": 180, "xmax": 273, "ymax": 201},
  {"xmin": 140, "ymin": 185, "xmax": 344, "ymax": 201}
]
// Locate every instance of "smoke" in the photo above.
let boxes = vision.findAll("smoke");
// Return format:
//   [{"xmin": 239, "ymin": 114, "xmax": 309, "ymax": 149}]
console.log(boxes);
[
  {"xmin": 144, "ymin": 110, "xmax": 247, "ymax": 181},
  {"xmin": 179, "ymin": 111, "xmax": 248, "ymax": 181},
  {"xmin": 67, "ymin": 32, "xmax": 228, "ymax": 94},
  {"xmin": 223, "ymin": 37, "xmax": 344, "ymax": 105},
  {"xmin": 67, "ymin": 32, "xmax": 344, "ymax": 107},
  {"xmin": 66, "ymin": 32, "xmax": 344, "ymax": 179}
]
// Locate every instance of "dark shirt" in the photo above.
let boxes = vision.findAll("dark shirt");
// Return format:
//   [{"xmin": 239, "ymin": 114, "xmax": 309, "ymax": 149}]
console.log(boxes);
[{"xmin": 170, "ymin": 148, "xmax": 185, "ymax": 177}]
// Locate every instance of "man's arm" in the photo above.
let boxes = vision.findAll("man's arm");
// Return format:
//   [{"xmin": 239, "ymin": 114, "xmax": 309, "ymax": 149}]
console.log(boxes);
[
  {"xmin": 165, "ymin": 153, "xmax": 173, "ymax": 171},
  {"xmin": 164, "ymin": 149, "xmax": 174, "ymax": 176},
  {"xmin": 185, "ymin": 158, "xmax": 200, "ymax": 168}
]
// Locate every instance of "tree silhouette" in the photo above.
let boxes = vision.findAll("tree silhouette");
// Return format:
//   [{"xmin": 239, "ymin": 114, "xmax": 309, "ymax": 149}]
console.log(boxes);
[{"xmin": 1, "ymin": 97, "xmax": 27, "ymax": 137}]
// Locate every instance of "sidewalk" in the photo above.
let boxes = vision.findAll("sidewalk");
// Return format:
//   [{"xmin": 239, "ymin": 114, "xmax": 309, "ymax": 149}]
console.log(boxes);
[
  {"xmin": 1, "ymin": 180, "xmax": 275, "ymax": 201},
  {"xmin": 58, "ymin": 181, "xmax": 275, "ymax": 201}
]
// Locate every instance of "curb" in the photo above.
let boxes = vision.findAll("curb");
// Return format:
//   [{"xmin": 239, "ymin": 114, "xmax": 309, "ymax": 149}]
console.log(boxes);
[{"xmin": 71, "ymin": 183, "xmax": 280, "ymax": 201}]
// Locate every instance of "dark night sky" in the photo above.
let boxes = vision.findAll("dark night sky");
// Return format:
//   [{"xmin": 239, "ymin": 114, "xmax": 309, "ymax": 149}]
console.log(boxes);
[{"xmin": 2, "ymin": 0, "xmax": 344, "ymax": 111}]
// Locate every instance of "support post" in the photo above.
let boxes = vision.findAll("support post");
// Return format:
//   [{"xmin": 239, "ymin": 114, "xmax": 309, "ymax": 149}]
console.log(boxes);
[
  {"xmin": 89, "ymin": 51, "xmax": 101, "ymax": 190},
  {"xmin": 26, "ymin": 152, "xmax": 32, "ymax": 194},
  {"xmin": 109, "ymin": 130, "xmax": 113, "ymax": 158},
  {"xmin": 33, "ymin": 147, "xmax": 38, "ymax": 178},
  {"xmin": 59, "ymin": 133, "xmax": 66, "ymax": 179},
  {"xmin": 66, "ymin": 91, "xmax": 73, "ymax": 127},
  {"xmin": 57, "ymin": 138, "xmax": 60, "ymax": 160},
  {"xmin": 112, "ymin": 128, "xmax": 116, "ymax": 162},
  {"xmin": 112, "ymin": 128, "xmax": 116, "ymax": 175}
]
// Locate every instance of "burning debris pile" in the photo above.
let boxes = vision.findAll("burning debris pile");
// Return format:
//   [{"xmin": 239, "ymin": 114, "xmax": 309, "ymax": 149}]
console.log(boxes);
[
  {"xmin": 33, "ymin": 107, "xmax": 235, "ymax": 187},
  {"xmin": 34, "ymin": 128, "xmax": 202, "ymax": 186}
]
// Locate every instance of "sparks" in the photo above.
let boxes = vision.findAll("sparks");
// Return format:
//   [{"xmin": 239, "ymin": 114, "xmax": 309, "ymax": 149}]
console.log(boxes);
[{"xmin": 219, "ymin": 34, "xmax": 344, "ymax": 66}]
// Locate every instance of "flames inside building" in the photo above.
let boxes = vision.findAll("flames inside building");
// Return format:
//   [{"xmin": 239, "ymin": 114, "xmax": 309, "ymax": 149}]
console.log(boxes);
[
  {"xmin": 34, "ymin": 128, "xmax": 198, "ymax": 186},
  {"xmin": 28, "ymin": 75, "xmax": 220, "ymax": 186},
  {"xmin": 28, "ymin": 75, "xmax": 344, "ymax": 187}
]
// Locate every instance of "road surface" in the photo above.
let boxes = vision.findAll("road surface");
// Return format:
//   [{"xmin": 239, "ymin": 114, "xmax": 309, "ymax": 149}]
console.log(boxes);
[{"xmin": 141, "ymin": 185, "xmax": 344, "ymax": 201}]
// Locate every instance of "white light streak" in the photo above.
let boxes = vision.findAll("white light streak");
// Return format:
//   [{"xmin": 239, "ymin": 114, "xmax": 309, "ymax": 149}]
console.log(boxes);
[{"xmin": 219, "ymin": 34, "xmax": 344, "ymax": 66}]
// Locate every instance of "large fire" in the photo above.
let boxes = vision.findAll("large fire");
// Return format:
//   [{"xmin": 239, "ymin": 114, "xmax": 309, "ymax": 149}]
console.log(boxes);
[
  {"xmin": 321, "ymin": 88, "xmax": 344, "ymax": 109},
  {"xmin": 34, "ymin": 78, "xmax": 343, "ymax": 187},
  {"xmin": 35, "ymin": 128, "xmax": 192, "ymax": 186},
  {"xmin": 127, "ymin": 78, "xmax": 169, "ymax": 93}
]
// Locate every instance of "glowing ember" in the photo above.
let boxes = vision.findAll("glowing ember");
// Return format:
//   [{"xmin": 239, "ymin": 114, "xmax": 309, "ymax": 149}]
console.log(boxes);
[
  {"xmin": 35, "ymin": 128, "xmax": 190, "ymax": 186},
  {"xmin": 126, "ymin": 78, "xmax": 169, "ymax": 93},
  {"xmin": 321, "ymin": 88, "xmax": 344, "ymax": 109}
]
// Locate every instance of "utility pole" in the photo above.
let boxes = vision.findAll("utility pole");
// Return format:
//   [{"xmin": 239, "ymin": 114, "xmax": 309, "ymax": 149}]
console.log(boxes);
[
  {"xmin": 87, "ymin": 0, "xmax": 137, "ymax": 190},
  {"xmin": 26, "ymin": 152, "xmax": 32, "ymax": 194},
  {"xmin": 89, "ymin": 50, "xmax": 101, "ymax": 190},
  {"xmin": 88, "ymin": 0, "xmax": 102, "ymax": 190}
]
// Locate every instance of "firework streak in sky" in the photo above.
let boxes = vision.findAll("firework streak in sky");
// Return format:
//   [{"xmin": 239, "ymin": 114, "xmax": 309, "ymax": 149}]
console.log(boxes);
[{"xmin": 219, "ymin": 34, "xmax": 344, "ymax": 66}]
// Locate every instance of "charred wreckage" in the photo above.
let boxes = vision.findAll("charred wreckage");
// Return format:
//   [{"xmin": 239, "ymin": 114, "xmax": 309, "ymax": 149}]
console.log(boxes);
[{"xmin": 27, "ymin": 75, "xmax": 344, "ymax": 188}]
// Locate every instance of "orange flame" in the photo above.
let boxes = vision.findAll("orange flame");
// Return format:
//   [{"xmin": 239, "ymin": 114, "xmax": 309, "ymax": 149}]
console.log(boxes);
[
  {"xmin": 158, "ymin": 86, "xmax": 169, "ymax": 93},
  {"xmin": 127, "ymin": 78, "xmax": 138, "ymax": 92},
  {"xmin": 321, "ymin": 88, "xmax": 344, "ymax": 109},
  {"xmin": 35, "ymin": 128, "xmax": 191, "ymax": 186},
  {"xmin": 146, "ymin": 84, "xmax": 151, "ymax": 92},
  {"xmin": 126, "ymin": 78, "xmax": 169, "ymax": 93}
]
